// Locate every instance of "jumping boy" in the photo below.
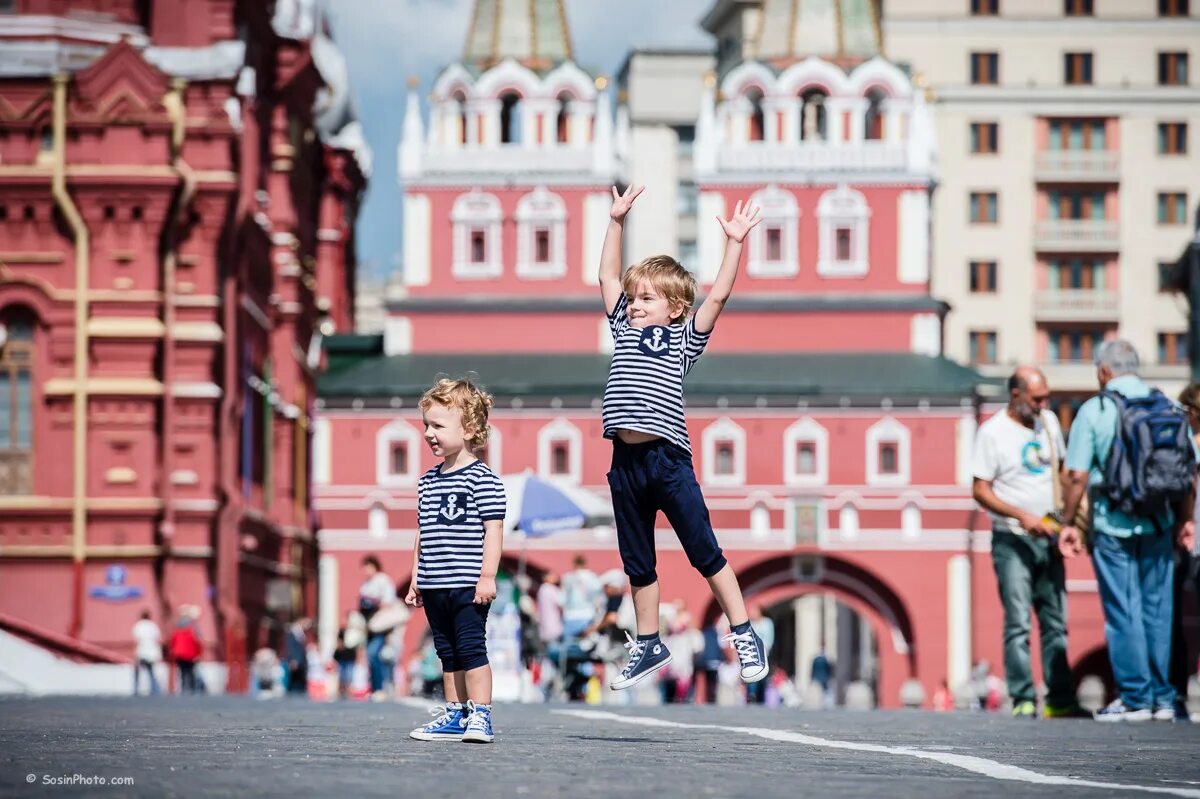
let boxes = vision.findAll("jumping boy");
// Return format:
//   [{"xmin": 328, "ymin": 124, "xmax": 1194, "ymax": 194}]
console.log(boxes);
[
  {"xmin": 406, "ymin": 378, "xmax": 506, "ymax": 743},
  {"xmin": 599, "ymin": 184, "xmax": 768, "ymax": 690}
]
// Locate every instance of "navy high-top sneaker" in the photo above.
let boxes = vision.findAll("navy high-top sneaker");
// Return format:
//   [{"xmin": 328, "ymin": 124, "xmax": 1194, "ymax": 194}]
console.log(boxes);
[
  {"xmin": 409, "ymin": 702, "xmax": 467, "ymax": 741},
  {"xmin": 461, "ymin": 700, "xmax": 495, "ymax": 743},
  {"xmin": 724, "ymin": 625, "xmax": 769, "ymax": 683},
  {"xmin": 609, "ymin": 631, "xmax": 672, "ymax": 690}
]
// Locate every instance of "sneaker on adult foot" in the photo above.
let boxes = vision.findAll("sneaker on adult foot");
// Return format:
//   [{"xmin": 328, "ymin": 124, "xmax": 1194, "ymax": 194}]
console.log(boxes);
[
  {"xmin": 461, "ymin": 700, "xmax": 494, "ymax": 744},
  {"xmin": 723, "ymin": 627, "xmax": 768, "ymax": 683},
  {"xmin": 1172, "ymin": 700, "xmax": 1192, "ymax": 723},
  {"xmin": 1152, "ymin": 704, "xmax": 1176, "ymax": 722},
  {"xmin": 1094, "ymin": 700, "xmax": 1152, "ymax": 723},
  {"xmin": 409, "ymin": 702, "xmax": 466, "ymax": 741},
  {"xmin": 1012, "ymin": 700, "xmax": 1036, "ymax": 719},
  {"xmin": 609, "ymin": 632, "xmax": 672, "ymax": 690}
]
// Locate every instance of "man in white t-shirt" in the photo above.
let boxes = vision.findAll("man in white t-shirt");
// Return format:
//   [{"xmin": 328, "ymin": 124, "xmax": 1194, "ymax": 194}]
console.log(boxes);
[
  {"xmin": 972, "ymin": 366, "xmax": 1084, "ymax": 719},
  {"xmin": 132, "ymin": 610, "xmax": 162, "ymax": 696}
]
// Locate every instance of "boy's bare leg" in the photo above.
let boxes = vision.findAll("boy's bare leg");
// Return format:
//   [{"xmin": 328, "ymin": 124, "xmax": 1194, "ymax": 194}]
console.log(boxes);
[
  {"xmin": 442, "ymin": 671, "xmax": 465, "ymax": 704},
  {"xmin": 464, "ymin": 664, "xmax": 493, "ymax": 705},
  {"xmin": 706, "ymin": 563, "xmax": 750, "ymax": 628},
  {"xmin": 631, "ymin": 581, "xmax": 661, "ymax": 636}
]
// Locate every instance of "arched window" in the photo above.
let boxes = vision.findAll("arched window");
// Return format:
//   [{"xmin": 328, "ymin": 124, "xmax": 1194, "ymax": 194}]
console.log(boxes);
[
  {"xmin": 0, "ymin": 309, "xmax": 34, "ymax": 495},
  {"xmin": 556, "ymin": 93, "xmax": 571, "ymax": 144},
  {"xmin": 838, "ymin": 504, "xmax": 859, "ymax": 540},
  {"xmin": 799, "ymin": 89, "xmax": 828, "ymax": 142},
  {"xmin": 750, "ymin": 502, "xmax": 771, "ymax": 539},
  {"xmin": 451, "ymin": 190, "xmax": 503, "ymax": 278},
  {"xmin": 516, "ymin": 187, "xmax": 567, "ymax": 279},
  {"xmin": 376, "ymin": 420, "xmax": 420, "ymax": 487},
  {"xmin": 817, "ymin": 184, "xmax": 871, "ymax": 277},
  {"xmin": 864, "ymin": 89, "xmax": 886, "ymax": 141},
  {"xmin": 747, "ymin": 185, "xmax": 799, "ymax": 278},
  {"xmin": 537, "ymin": 418, "xmax": 583, "ymax": 484},
  {"xmin": 784, "ymin": 417, "xmax": 828, "ymax": 486},
  {"xmin": 866, "ymin": 417, "xmax": 911, "ymax": 486},
  {"xmin": 499, "ymin": 91, "xmax": 523, "ymax": 145},
  {"xmin": 368, "ymin": 503, "xmax": 388, "ymax": 539},
  {"xmin": 901, "ymin": 503, "xmax": 921, "ymax": 539},
  {"xmin": 747, "ymin": 89, "xmax": 765, "ymax": 142},
  {"xmin": 453, "ymin": 91, "xmax": 468, "ymax": 146},
  {"xmin": 702, "ymin": 417, "xmax": 746, "ymax": 486}
]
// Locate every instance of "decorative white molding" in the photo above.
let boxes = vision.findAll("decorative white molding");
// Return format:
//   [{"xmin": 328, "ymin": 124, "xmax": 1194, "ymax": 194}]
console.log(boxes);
[
  {"xmin": 783, "ymin": 416, "xmax": 829, "ymax": 487},
  {"xmin": 702, "ymin": 417, "xmax": 747, "ymax": 487},
  {"xmin": 817, "ymin": 184, "xmax": 871, "ymax": 277},
  {"xmin": 451, "ymin": 190, "xmax": 503, "ymax": 279},
  {"xmin": 897, "ymin": 190, "xmax": 929, "ymax": 284},
  {"xmin": 901, "ymin": 503, "xmax": 921, "ymax": 539},
  {"xmin": 479, "ymin": 424, "xmax": 502, "ymax": 475},
  {"xmin": 403, "ymin": 194, "xmax": 431, "ymax": 286},
  {"xmin": 866, "ymin": 416, "xmax": 912, "ymax": 487},
  {"xmin": 537, "ymin": 418, "xmax": 583, "ymax": 484},
  {"xmin": 312, "ymin": 417, "xmax": 331, "ymax": 485},
  {"xmin": 838, "ymin": 503, "xmax": 860, "ymax": 540},
  {"xmin": 368, "ymin": 504, "xmax": 388, "ymax": 539},
  {"xmin": 515, "ymin": 187, "xmax": 567, "ymax": 279},
  {"xmin": 747, "ymin": 184, "xmax": 800, "ymax": 278},
  {"xmin": 375, "ymin": 420, "xmax": 420, "ymax": 487}
]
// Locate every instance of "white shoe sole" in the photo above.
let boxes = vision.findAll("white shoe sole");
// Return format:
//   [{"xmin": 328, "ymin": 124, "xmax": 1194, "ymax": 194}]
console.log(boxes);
[
  {"xmin": 609, "ymin": 653, "xmax": 672, "ymax": 691},
  {"xmin": 461, "ymin": 732, "xmax": 494, "ymax": 743},
  {"xmin": 409, "ymin": 731, "xmax": 465, "ymax": 741},
  {"xmin": 741, "ymin": 655, "xmax": 770, "ymax": 684}
]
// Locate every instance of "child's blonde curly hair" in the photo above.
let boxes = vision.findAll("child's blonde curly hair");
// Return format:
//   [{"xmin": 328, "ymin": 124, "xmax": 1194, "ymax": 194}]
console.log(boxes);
[
  {"xmin": 622, "ymin": 255, "xmax": 697, "ymax": 325},
  {"xmin": 418, "ymin": 377, "xmax": 494, "ymax": 453}
]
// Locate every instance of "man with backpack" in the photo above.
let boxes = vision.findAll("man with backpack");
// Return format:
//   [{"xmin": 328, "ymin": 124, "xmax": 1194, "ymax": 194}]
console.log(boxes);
[{"xmin": 1059, "ymin": 340, "xmax": 1197, "ymax": 722}]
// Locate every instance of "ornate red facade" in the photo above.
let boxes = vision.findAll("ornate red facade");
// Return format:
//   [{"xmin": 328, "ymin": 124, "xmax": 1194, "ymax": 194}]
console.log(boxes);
[{"xmin": 0, "ymin": 0, "xmax": 367, "ymax": 688}]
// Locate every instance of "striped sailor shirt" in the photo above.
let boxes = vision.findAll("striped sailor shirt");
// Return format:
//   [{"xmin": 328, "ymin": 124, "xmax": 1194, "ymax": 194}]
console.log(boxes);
[
  {"xmin": 416, "ymin": 460, "xmax": 506, "ymax": 590},
  {"xmin": 601, "ymin": 293, "xmax": 711, "ymax": 455}
]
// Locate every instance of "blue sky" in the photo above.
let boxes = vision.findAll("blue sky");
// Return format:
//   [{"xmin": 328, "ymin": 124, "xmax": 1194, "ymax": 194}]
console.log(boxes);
[{"xmin": 329, "ymin": 0, "xmax": 713, "ymax": 283}]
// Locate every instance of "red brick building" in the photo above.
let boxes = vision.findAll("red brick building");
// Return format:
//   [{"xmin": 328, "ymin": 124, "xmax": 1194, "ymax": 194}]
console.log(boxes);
[{"xmin": 0, "ymin": 0, "xmax": 367, "ymax": 688}]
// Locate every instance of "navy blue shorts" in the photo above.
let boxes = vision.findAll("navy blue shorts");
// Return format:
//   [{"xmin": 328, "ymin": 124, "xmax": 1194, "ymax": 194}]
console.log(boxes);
[
  {"xmin": 606, "ymin": 438, "xmax": 727, "ymax": 587},
  {"xmin": 422, "ymin": 587, "xmax": 491, "ymax": 673}
]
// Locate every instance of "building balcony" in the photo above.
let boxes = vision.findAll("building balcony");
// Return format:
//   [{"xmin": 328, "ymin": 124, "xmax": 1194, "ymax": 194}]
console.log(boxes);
[
  {"xmin": 1034, "ymin": 220, "xmax": 1119, "ymax": 252},
  {"xmin": 715, "ymin": 142, "xmax": 908, "ymax": 174},
  {"xmin": 1032, "ymin": 289, "xmax": 1119, "ymax": 322},
  {"xmin": 1034, "ymin": 150, "xmax": 1120, "ymax": 182}
]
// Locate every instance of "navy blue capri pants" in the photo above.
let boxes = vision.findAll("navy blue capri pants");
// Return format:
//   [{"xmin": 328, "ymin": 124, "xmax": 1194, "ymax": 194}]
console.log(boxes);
[
  {"xmin": 422, "ymin": 587, "xmax": 491, "ymax": 673},
  {"xmin": 606, "ymin": 438, "xmax": 727, "ymax": 587}
]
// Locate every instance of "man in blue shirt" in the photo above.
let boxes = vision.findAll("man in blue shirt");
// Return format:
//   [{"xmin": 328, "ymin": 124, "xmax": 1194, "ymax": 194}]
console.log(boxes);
[{"xmin": 1060, "ymin": 340, "xmax": 1195, "ymax": 722}]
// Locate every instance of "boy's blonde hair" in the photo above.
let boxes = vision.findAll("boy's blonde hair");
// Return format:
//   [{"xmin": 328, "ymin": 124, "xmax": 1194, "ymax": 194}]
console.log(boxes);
[
  {"xmin": 622, "ymin": 255, "xmax": 697, "ymax": 325},
  {"xmin": 418, "ymin": 377, "xmax": 493, "ymax": 453}
]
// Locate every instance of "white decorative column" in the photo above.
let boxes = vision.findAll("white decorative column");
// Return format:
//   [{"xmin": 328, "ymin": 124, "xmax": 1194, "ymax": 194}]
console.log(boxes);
[{"xmin": 947, "ymin": 555, "xmax": 972, "ymax": 691}]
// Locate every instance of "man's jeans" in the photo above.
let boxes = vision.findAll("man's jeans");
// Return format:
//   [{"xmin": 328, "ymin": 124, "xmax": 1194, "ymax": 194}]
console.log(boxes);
[
  {"xmin": 1091, "ymin": 529, "xmax": 1176, "ymax": 710},
  {"xmin": 991, "ymin": 529, "xmax": 1075, "ymax": 707},
  {"xmin": 366, "ymin": 633, "xmax": 387, "ymax": 692},
  {"xmin": 134, "ymin": 659, "xmax": 160, "ymax": 695}
]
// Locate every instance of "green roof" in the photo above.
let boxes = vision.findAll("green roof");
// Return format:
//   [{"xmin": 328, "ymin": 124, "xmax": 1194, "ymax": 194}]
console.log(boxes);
[{"xmin": 318, "ymin": 346, "xmax": 991, "ymax": 404}]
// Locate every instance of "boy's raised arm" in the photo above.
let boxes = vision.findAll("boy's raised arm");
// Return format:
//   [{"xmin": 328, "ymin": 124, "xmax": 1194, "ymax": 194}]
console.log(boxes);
[
  {"xmin": 599, "ymin": 184, "xmax": 643, "ymax": 315},
  {"xmin": 694, "ymin": 200, "xmax": 761, "ymax": 334}
]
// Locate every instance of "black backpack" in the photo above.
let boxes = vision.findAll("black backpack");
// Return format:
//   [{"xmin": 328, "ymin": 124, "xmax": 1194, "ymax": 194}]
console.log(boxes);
[{"xmin": 1099, "ymin": 389, "xmax": 1195, "ymax": 520}]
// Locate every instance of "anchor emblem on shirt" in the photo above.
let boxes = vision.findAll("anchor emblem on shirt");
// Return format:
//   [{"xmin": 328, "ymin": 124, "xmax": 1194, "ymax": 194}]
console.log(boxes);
[
  {"xmin": 441, "ymin": 494, "xmax": 465, "ymax": 521},
  {"xmin": 638, "ymin": 326, "xmax": 670, "ymax": 357}
]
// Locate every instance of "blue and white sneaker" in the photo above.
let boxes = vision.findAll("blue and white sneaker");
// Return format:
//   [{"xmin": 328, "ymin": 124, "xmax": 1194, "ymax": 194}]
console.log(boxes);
[
  {"xmin": 724, "ymin": 627, "xmax": 769, "ymax": 683},
  {"xmin": 409, "ymin": 702, "xmax": 466, "ymax": 741},
  {"xmin": 609, "ymin": 631, "xmax": 672, "ymax": 690},
  {"xmin": 461, "ymin": 700, "xmax": 494, "ymax": 743},
  {"xmin": 1094, "ymin": 700, "xmax": 1152, "ymax": 723}
]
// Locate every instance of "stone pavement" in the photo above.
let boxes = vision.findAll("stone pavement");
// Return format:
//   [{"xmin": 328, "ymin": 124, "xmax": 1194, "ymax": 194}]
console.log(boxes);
[{"xmin": 2, "ymin": 697, "xmax": 1199, "ymax": 798}]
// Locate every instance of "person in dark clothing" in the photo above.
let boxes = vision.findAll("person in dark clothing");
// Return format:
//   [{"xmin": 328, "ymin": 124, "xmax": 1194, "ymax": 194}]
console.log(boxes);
[
  {"xmin": 811, "ymin": 648, "xmax": 834, "ymax": 707},
  {"xmin": 285, "ymin": 619, "xmax": 311, "ymax": 696},
  {"xmin": 699, "ymin": 624, "xmax": 724, "ymax": 704},
  {"xmin": 333, "ymin": 627, "xmax": 358, "ymax": 700}
]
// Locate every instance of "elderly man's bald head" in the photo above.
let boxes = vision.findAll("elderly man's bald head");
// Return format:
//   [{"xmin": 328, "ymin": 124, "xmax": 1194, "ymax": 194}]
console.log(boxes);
[{"xmin": 1007, "ymin": 366, "xmax": 1047, "ymax": 394}]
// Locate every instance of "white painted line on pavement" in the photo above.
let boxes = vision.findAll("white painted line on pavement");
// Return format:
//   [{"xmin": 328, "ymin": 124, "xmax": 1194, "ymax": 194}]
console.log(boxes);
[{"xmin": 553, "ymin": 709, "xmax": 1200, "ymax": 799}]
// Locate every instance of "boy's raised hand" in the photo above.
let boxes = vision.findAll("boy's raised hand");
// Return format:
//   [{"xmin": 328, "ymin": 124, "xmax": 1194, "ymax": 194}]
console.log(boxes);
[
  {"xmin": 717, "ymin": 200, "xmax": 762, "ymax": 243},
  {"xmin": 610, "ymin": 184, "xmax": 644, "ymax": 222}
]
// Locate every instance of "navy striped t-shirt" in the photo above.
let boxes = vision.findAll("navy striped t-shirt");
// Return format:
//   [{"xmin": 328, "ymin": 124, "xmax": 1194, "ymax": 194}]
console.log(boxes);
[
  {"xmin": 416, "ymin": 460, "xmax": 506, "ymax": 590},
  {"xmin": 601, "ymin": 293, "xmax": 711, "ymax": 455}
]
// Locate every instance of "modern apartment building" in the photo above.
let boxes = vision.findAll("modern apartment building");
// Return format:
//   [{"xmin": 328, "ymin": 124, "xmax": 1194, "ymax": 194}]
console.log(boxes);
[{"xmin": 887, "ymin": 0, "xmax": 1200, "ymax": 416}]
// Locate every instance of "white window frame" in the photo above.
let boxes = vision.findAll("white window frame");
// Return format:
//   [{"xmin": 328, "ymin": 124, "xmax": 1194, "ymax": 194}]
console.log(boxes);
[
  {"xmin": 747, "ymin": 185, "xmax": 799, "ymax": 278},
  {"xmin": 817, "ymin": 184, "xmax": 871, "ymax": 277},
  {"xmin": 750, "ymin": 502, "xmax": 771, "ymax": 540},
  {"xmin": 783, "ymin": 417, "xmax": 828, "ymax": 487},
  {"xmin": 516, "ymin": 187, "xmax": 567, "ymax": 279},
  {"xmin": 865, "ymin": 416, "xmax": 911, "ymax": 487},
  {"xmin": 477, "ymin": 424, "xmax": 502, "ymax": 474},
  {"xmin": 701, "ymin": 417, "xmax": 746, "ymax": 487},
  {"xmin": 537, "ymin": 418, "xmax": 582, "ymax": 484},
  {"xmin": 901, "ymin": 502, "xmax": 921, "ymax": 539},
  {"xmin": 452, "ymin": 190, "xmax": 503, "ymax": 279},
  {"xmin": 368, "ymin": 503, "xmax": 388, "ymax": 539},
  {"xmin": 376, "ymin": 420, "xmax": 420, "ymax": 487},
  {"xmin": 838, "ymin": 503, "xmax": 859, "ymax": 540}
]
